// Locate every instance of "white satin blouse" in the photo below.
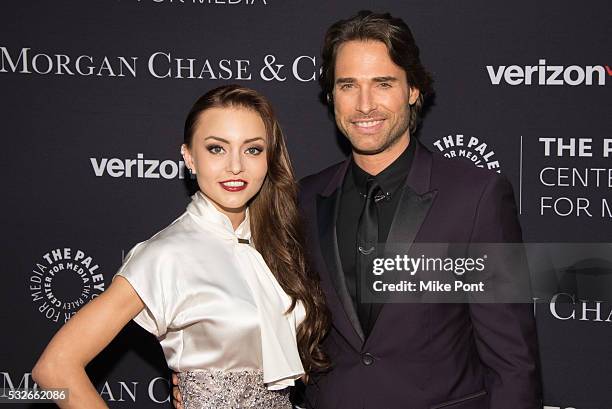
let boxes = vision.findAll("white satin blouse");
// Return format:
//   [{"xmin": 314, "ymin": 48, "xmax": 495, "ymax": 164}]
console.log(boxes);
[{"xmin": 114, "ymin": 192, "xmax": 305, "ymax": 390}]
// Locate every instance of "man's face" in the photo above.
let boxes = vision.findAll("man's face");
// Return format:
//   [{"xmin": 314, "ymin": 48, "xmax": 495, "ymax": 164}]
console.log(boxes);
[{"xmin": 332, "ymin": 40, "xmax": 419, "ymax": 155}]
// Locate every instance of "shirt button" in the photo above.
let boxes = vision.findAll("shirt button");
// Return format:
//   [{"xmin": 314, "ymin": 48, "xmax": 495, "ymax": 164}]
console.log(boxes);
[{"xmin": 362, "ymin": 352, "xmax": 374, "ymax": 366}]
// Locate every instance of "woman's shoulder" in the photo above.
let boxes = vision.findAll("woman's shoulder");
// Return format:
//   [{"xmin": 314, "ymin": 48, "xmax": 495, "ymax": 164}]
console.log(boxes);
[
  {"xmin": 123, "ymin": 213, "xmax": 197, "ymax": 263},
  {"xmin": 145, "ymin": 212, "xmax": 195, "ymax": 245},
  {"xmin": 124, "ymin": 211, "xmax": 228, "ymax": 267}
]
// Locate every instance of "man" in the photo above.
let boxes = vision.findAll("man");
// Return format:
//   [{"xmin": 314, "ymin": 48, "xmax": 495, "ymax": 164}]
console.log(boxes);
[
  {"xmin": 173, "ymin": 10, "xmax": 541, "ymax": 409},
  {"xmin": 297, "ymin": 10, "xmax": 541, "ymax": 409}
]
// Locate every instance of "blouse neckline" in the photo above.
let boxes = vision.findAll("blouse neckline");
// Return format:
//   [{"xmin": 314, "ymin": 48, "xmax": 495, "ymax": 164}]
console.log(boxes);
[
  {"xmin": 185, "ymin": 190, "xmax": 305, "ymax": 389},
  {"xmin": 187, "ymin": 191, "xmax": 252, "ymax": 243}
]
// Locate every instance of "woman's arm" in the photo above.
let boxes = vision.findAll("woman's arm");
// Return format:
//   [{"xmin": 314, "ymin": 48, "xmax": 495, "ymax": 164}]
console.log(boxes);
[{"xmin": 32, "ymin": 276, "xmax": 144, "ymax": 408}]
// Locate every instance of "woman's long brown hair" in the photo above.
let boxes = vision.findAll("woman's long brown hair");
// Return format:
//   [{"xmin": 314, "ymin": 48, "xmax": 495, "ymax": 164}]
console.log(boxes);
[{"xmin": 184, "ymin": 84, "xmax": 330, "ymax": 374}]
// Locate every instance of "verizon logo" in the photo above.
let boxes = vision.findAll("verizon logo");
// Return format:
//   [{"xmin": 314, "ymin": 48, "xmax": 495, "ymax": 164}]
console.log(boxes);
[
  {"xmin": 90, "ymin": 154, "xmax": 189, "ymax": 179},
  {"xmin": 487, "ymin": 59, "xmax": 610, "ymax": 86}
]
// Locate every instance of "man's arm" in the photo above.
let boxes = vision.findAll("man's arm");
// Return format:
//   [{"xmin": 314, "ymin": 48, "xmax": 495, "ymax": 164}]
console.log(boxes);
[{"xmin": 467, "ymin": 175, "xmax": 542, "ymax": 408}]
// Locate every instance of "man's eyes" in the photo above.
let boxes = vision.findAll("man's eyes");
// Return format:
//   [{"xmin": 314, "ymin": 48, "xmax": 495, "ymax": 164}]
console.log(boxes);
[{"xmin": 337, "ymin": 82, "xmax": 392, "ymax": 90}]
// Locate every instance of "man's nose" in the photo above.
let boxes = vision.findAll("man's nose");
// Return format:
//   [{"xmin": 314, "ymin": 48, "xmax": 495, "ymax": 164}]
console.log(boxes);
[{"xmin": 356, "ymin": 87, "xmax": 376, "ymax": 115}]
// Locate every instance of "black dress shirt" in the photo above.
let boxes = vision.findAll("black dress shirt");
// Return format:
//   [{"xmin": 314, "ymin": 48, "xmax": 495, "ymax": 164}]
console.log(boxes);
[{"xmin": 337, "ymin": 141, "xmax": 415, "ymax": 336}]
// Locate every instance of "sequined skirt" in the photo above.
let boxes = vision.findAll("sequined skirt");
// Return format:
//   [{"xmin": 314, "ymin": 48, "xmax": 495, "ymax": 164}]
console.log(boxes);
[{"xmin": 177, "ymin": 370, "xmax": 292, "ymax": 409}]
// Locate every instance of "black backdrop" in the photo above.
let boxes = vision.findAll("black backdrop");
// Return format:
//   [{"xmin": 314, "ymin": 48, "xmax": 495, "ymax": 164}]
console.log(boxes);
[{"xmin": 1, "ymin": 1, "xmax": 611, "ymax": 408}]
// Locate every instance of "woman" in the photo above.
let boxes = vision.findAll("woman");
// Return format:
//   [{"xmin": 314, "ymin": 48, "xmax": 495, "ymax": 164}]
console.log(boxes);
[{"xmin": 33, "ymin": 85, "xmax": 329, "ymax": 408}]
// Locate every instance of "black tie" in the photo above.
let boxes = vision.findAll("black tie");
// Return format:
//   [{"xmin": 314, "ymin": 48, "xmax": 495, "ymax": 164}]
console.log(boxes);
[{"xmin": 356, "ymin": 177, "xmax": 381, "ymax": 336}]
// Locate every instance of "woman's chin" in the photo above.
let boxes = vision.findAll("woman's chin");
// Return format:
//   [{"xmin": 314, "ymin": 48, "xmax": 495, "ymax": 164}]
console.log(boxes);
[{"xmin": 209, "ymin": 196, "xmax": 249, "ymax": 214}]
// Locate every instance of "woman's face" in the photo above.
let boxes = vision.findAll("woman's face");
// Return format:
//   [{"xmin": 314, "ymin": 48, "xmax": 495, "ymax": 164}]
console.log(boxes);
[{"xmin": 182, "ymin": 107, "xmax": 268, "ymax": 222}]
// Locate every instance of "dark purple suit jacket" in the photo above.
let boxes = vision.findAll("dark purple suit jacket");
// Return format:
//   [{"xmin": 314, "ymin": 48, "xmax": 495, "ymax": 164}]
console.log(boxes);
[{"xmin": 298, "ymin": 140, "xmax": 541, "ymax": 409}]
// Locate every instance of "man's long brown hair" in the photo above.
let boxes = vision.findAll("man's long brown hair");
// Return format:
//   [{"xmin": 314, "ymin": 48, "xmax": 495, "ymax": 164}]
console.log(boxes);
[
  {"xmin": 320, "ymin": 10, "xmax": 434, "ymax": 134},
  {"xmin": 183, "ymin": 84, "xmax": 330, "ymax": 374}
]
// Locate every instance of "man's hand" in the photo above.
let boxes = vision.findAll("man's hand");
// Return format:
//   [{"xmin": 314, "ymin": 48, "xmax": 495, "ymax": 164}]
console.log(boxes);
[{"xmin": 171, "ymin": 373, "xmax": 183, "ymax": 409}]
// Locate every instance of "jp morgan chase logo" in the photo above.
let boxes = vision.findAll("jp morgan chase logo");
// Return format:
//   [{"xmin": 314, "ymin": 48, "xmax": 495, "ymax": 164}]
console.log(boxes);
[
  {"xmin": 1, "ymin": 372, "xmax": 172, "ymax": 404},
  {"xmin": 432, "ymin": 134, "xmax": 501, "ymax": 173},
  {"xmin": 487, "ymin": 59, "xmax": 611, "ymax": 86},
  {"xmin": 543, "ymin": 293, "xmax": 612, "ymax": 324},
  {"xmin": 90, "ymin": 154, "xmax": 189, "ymax": 180},
  {"xmin": 29, "ymin": 248, "xmax": 105, "ymax": 323},
  {"xmin": 1, "ymin": 47, "xmax": 316, "ymax": 82}
]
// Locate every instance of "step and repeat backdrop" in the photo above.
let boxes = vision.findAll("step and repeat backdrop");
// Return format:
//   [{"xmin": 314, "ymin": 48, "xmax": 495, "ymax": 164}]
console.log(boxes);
[{"xmin": 1, "ymin": 1, "xmax": 610, "ymax": 408}]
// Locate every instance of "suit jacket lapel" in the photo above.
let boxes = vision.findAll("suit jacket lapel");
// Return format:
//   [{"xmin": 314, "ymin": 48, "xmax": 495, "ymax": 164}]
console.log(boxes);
[
  {"xmin": 368, "ymin": 140, "xmax": 438, "ymax": 334},
  {"xmin": 316, "ymin": 160, "xmax": 365, "ymax": 345}
]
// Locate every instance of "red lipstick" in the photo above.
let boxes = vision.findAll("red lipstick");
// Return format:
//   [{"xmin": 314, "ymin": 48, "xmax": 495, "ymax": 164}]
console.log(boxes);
[{"xmin": 219, "ymin": 179, "xmax": 248, "ymax": 192}]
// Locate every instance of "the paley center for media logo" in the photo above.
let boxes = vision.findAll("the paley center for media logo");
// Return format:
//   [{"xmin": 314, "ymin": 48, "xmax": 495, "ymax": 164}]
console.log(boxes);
[
  {"xmin": 487, "ymin": 59, "xmax": 611, "ymax": 86},
  {"xmin": 29, "ymin": 248, "xmax": 105, "ymax": 323},
  {"xmin": 432, "ymin": 134, "xmax": 501, "ymax": 173}
]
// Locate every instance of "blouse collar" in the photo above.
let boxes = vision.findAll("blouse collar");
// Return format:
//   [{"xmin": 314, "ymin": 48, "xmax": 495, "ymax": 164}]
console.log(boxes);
[
  {"xmin": 185, "ymin": 190, "xmax": 305, "ymax": 389},
  {"xmin": 186, "ymin": 191, "xmax": 252, "ymax": 243}
]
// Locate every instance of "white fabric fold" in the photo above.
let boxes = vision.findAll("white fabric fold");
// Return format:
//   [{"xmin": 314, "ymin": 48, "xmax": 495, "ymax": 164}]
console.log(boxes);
[{"xmin": 186, "ymin": 192, "xmax": 305, "ymax": 390}]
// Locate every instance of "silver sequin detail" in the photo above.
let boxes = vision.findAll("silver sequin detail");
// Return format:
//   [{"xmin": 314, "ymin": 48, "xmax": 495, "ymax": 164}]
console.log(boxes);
[{"xmin": 177, "ymin": 369, "xmax": 292, "ymax": 409}]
